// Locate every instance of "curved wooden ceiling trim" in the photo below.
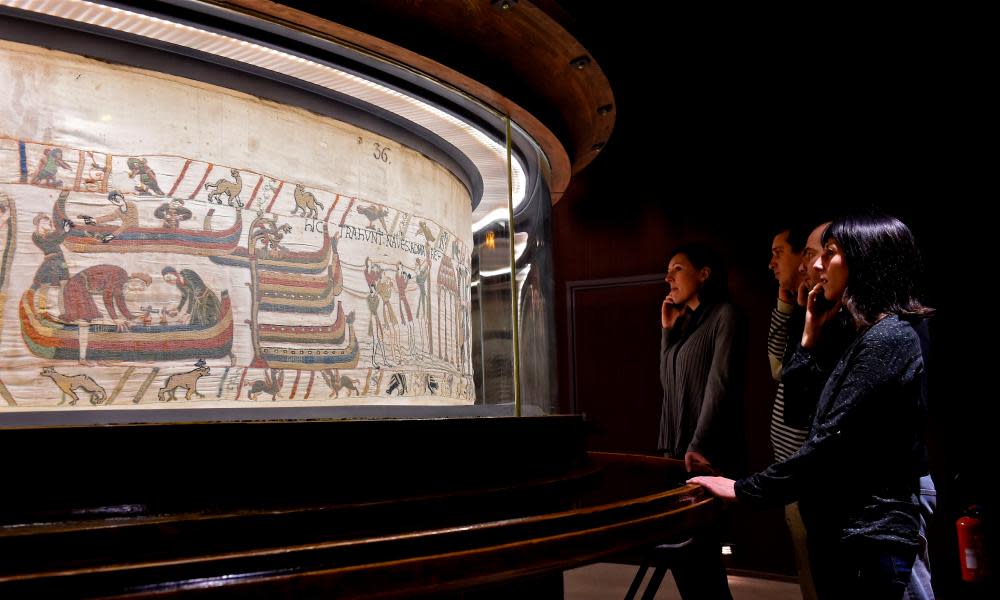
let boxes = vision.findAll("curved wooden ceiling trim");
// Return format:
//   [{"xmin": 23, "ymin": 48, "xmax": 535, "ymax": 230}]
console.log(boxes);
[{"xmin": 216, "ymin": 0, "xmax": 615, "ymax": 204}]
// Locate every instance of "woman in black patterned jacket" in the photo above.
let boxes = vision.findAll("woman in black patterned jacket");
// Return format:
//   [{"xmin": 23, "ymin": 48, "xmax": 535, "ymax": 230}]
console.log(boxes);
[{"xmin": 691, "ymin": 214, "xmax": 934, "ymax": 599}]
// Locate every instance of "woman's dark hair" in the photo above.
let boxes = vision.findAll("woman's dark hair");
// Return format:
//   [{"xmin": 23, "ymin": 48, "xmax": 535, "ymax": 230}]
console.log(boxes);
[
  {"xmin": 669, "ymin": 242, "xmax": 729, "ymax": 304},
  {"xmin": 824, "ymin": 214, "xmax": 934, "ymax": 327}
]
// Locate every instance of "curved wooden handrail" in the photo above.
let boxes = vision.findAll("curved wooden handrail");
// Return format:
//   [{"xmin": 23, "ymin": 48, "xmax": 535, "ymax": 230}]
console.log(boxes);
[{"xmin": 0, "ymin": 452, "xmax": 719, "ymax": 597}]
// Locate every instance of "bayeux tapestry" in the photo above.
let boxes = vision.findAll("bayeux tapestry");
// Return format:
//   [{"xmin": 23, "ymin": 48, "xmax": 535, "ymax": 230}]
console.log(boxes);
[{"xmin": 0, "ymin": 40, "xmax": 474, "ymax": 413}]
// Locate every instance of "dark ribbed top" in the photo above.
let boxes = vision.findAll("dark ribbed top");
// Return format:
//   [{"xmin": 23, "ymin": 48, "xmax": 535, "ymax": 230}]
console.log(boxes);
[{"xmin": 658, "ymin": 301, "xmax": 739, "ymax": 468}]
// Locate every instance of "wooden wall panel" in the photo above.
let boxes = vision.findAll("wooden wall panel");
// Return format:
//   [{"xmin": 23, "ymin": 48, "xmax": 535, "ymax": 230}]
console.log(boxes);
[{"xmin": 566, "ymin": 275, "xmax": 664, "ymax": 452}]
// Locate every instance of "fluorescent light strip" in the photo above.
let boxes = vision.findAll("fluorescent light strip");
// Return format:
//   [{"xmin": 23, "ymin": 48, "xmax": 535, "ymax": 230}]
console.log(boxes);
[{"xmin": 1, "ymin": 0, "xmax": 527, "ymax": 228}]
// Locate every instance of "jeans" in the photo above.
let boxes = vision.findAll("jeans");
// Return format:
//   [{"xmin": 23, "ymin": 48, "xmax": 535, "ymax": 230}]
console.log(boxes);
[
  {"xmin": 904, "ymin": 474, "xmax": 936, "ymax": 600},
  {"xmin": 810, "ymin": 533, "xmax": 917, "ymax": 599},
  {"xmin": 816, "ymin": 547, "xmax": 916, "ymax": 599},
  {"xmin": 858, "ymin": 550, "xmax": 917, "ymax": 599}
]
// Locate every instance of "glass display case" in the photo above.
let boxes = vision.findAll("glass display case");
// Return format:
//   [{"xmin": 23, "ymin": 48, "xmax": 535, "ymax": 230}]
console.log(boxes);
[{"xmin": 0, "ymin": 0, "xmax": 556, "ymax": 425}]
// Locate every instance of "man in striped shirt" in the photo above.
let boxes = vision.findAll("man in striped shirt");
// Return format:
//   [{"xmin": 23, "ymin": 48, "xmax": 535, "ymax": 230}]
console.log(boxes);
[
  {"xmin": 768, "ymin": 226, "xmax": 811, "ymax": 459},
  {"xmin": 767, "ymin": 223, "xmax": 816, "ymax": 600}
]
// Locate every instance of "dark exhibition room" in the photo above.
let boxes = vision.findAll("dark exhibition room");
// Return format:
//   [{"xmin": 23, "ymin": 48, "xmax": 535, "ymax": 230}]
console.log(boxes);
[{"xmin": 0, "ymin": 1, "xmax": 990, "ymax": 598}]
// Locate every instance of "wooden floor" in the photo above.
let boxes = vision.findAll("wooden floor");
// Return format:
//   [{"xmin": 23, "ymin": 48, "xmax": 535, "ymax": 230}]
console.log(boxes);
[{"xmin": 564, "ymin": 563, "xmax": 803, "ymax": 600}]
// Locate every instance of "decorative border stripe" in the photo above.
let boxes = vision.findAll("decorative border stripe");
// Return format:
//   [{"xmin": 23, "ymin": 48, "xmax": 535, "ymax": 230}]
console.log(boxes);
[
  {"xmin": 289, "ymin": 369, "xmax": 302, "ymax": 399},
  {"xmin": 303, "ymin": 371, "xmax": 316, "ymax": 399},
  {"xmin": 264, "ymin": 181, "xmax": 285, "ymax": 213},
  {"xmin": 17, "ymin": 140, "xmax": 27, "ymax": 183},
  {"xmin": 234, "ymin": 367, "xmax": 249, "ymax": 401},
  {"xmin": 132, "ymin": 367, "xmax": 160, "ymax": 404},
  {"xmin": 190, "ymin": 163, "xmax": 216, "ymax": 200},
  {"xmin": 105, "ymin": 366, "xmax": 136, "ymax": 405},
  {"xmin": 168, "ymin": 159, "xmax": 192, "ymax": 197},
  {"xmin": 0, "ymin": 379, "xmax": 17, "ymax": 406}
]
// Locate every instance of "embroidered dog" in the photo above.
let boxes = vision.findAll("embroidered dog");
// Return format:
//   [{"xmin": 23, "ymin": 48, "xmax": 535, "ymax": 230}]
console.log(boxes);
[
  {"xmin": 41, "ymin": 367, "xmax": 106, "ymax": 405},
  {"xmin": 158, "ymin": 365, "xmax": 210, "ymax": 401}
]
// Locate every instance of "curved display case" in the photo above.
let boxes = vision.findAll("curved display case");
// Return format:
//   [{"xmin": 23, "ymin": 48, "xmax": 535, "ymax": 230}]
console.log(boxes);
[{"xmin": 0, "ymin": 0, "xmax": 558, "ymax": 423}]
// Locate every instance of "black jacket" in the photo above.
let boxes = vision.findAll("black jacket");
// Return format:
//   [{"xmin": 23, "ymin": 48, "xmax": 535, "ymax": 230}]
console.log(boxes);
[{"xmin": 735, "ymin": 315, "xmax": 925, "ymax": 551}]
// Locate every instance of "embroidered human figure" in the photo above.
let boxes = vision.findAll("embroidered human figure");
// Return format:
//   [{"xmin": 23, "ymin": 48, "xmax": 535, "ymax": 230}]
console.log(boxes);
[
  {"xmin": 395, "ymin": 262, "xmax": 415, "ymax": 353},
  {"xmin": 79, "ymin": 190, "xmax": 139, "ymax": 243},
  {"xmin": 60, "ymin": 266, "xmax": 150, "ymax": 364},
  {"xmin": 32, "ymin": 147, "xmax": 70, "ymax": 187},
  {"xmin": 377, "ymin": 273, "xmax": 400, "ymax": 363},
  {"xmin": 30, "ymin": 214, "xmax": 73, "ymax": 313},
  {"xmin": 161, "ymin": 266, "xmax": 221, "ymax": 326},
  {"xmin": 154, "ymin": 198, "xmax": 193, "ymax": 229},
  {"xmin": 127, "ymin": 157, "xmax": 165, "ymax": 195},
  {"xmin": 414, "ymin": 257, "xmax": 430, "ymax": 319},
  {"xmin": 363, "ymin": 257, "xmax": 382, "ymax": 292}
]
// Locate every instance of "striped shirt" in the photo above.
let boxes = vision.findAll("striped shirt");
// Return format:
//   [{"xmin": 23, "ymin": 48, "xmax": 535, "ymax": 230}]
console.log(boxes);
[{"xmin": 768, "ymin": 299, "xmax": 809, "ymax": 461}]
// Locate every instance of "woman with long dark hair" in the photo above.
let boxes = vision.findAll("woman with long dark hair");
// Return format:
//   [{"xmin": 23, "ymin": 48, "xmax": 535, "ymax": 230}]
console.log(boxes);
[{"xmin": 691, "ymin": 214, "xmax": 933, "ymax": 599}]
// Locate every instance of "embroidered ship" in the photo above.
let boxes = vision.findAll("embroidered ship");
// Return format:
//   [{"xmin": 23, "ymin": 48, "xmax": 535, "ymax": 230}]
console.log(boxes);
[
  {"xmin": 210, "ymin": 230, "xmax": 333, "ymax": 274},
  {"xmin": 53, "ymin": 191, "xmax": 242, "ymax": 256},
  {"xmin": 257, "ymin": 262, "xmax": 342, "ymax": 314},
  {"xmin": 19, "ymin": 289, "xmax": 234, "ymax": 362},
  {"xmin": 246, "ymin": 215, "xmax": 358, "ymax": 370},
  {"xmin": 256, "ymin": 320, "xmax": 360, "ymax": 370},
  {"xmin": 257, "ymin": 302, "xmax": 346, "ymax": 345}
]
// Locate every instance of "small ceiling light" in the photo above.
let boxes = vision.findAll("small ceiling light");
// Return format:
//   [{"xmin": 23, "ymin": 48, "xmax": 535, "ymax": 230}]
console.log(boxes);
[
  {"xmin": 597, "ymin": 104, "xmax": 613, "ymax": 116},
  {"xmin": 570, "ymin": 55, "xmax": 591, "ymax": 70},
  {"xmin": 591, "ymin": 141, "xmax": 605, "ymax": 151},
  {"xmin": 491, "ymin": 0, "xmax": 517, "ymax": 10}
]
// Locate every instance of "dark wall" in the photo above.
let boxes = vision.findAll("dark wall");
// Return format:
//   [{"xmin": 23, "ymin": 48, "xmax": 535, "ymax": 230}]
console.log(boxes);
[{"xmin": 551, "ymin": 6, "xmax": 984, "ymax": 589}]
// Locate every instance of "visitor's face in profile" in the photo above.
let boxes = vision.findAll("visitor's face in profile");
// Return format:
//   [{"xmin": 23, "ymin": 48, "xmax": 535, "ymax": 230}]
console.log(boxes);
[
  {"xmin": 769, "ymin": 231, "xmax": 801, "ymax": 290},
  {"xmin": 665, "ymin": 253, "xmax": 705, "ymax": 307},
  {"xmin": 799, "ymin": 223, "xmax": 828, "ymax": 289},
  {"xmin": 37, "ymin": 217, "xmax": 53, "ymax": 234},
  {"xmin": 813, "ymin": 237, "xmax": 848, "ymax": 302}
]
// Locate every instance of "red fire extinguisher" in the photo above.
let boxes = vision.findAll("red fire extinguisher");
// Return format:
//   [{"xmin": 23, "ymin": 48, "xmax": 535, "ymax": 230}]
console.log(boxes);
[{"xmin": 957, "ymin": 505, "xmax": 989, "ymax": 582}]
